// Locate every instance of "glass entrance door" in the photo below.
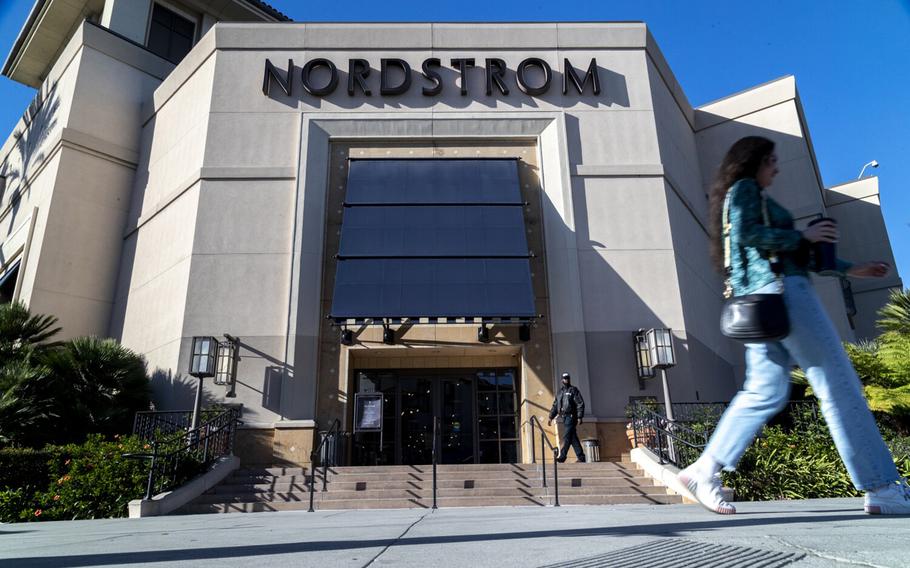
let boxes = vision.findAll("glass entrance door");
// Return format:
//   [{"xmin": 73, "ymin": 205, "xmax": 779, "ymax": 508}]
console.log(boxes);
[
  {"xmin": 352, "ymin": 368, "xmax": 519, "ymax": 466},
  {"xmin": 399, "ymin": 376, "xmax": 433, "ymax": 465},
  {"xmin": 439, "ymin": 378, "xmax": 475, "ymax": 464}
]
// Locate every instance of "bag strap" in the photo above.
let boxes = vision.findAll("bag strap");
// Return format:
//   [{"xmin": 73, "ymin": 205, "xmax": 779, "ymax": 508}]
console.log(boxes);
[{"xmin": 722, "ymin": 187, "xmax": 780, "ymax": 299}]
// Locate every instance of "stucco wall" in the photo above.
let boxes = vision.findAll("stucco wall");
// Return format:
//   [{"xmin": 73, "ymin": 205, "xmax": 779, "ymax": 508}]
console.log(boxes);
[{"xmin": 1, "ymin": 23, "xmax": 169, "ymax": 340}]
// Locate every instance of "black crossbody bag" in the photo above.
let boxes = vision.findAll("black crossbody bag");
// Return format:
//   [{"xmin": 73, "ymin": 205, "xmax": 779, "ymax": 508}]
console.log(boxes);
[{"xmin": 719, "ymin": 191, "xmax": 790, "ymax": 342}]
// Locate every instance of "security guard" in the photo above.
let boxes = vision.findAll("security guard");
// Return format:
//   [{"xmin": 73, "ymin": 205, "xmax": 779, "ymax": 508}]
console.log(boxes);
[{"xmin": 547, "ymin": 372, "xmax": 586, "ymax": 463}]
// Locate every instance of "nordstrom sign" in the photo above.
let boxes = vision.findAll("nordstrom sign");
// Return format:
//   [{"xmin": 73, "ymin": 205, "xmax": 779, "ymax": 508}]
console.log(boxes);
[{"xmin": 262, "ymin": 57, "xmax": 602, "ymax": 98}]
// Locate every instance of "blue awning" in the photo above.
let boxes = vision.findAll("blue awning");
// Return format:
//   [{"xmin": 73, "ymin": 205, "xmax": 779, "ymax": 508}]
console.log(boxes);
[{"xmin": 330, "ymin": 159, "xmax": 536, "ymax": 321}]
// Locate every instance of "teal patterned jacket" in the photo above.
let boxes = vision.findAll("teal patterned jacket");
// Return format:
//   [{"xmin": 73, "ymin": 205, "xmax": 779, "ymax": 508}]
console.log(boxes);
[{"xmin": 725, "ymin": 178, "xmax": 852, "ymax": 296}]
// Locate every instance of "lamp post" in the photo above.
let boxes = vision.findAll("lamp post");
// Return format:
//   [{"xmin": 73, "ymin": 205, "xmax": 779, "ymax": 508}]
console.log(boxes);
[
  {"xmin": 644, "ymin": 328, "xmax": 677, "ymax": 422},
  {"xmin": 635, "ymin": 328, "xmax": 678, "ymax": 461},
  {"xmin": 189, "ymin": 336, "xmax": 217, "ymax": 432},
  {"xmin": 857, "ymin": 160, "xmax": 879, "ymax": 179}
]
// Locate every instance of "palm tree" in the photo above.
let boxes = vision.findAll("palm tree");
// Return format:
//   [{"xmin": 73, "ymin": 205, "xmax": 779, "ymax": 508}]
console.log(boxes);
[
  {"xmin": 41, "ymin": 337, "xmax": 151, "ymax": 443},
  {"xmin": 878, "ymin": 289, "xmax": 910, "ymax": 335},
  {"xmin": 0, "ymin": 303, "xmax": 150, "ymax": 447},
  {"xmin": 0, "ymin": 301, "xmax": 61, "ymax": 361}
]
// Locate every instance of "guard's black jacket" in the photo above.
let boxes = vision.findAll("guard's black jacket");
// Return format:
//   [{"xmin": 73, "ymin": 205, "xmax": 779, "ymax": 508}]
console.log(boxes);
[{"xmin": 549, "ymin": 385, "xmax": 585, "ymax": 422}]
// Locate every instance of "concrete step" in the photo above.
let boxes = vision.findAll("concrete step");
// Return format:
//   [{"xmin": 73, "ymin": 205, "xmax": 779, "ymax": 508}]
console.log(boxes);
[
  {"xmin": 227, "ymin": 469, "xmax": 643, "ymax": 485},
  {"xmin": 231, "ymin": 462, "xmax": 633, "ymax": 477},
  {"xmin": 194, "ymin": 484, "xmax": 670, "ymax": 504},
  {"xmin": 210, "ymin": 476, "xmax": 657, "ymax": 494}
]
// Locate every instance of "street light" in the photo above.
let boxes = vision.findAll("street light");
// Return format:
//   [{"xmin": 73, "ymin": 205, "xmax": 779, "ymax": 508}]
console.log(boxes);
[
  {"xmin": 642, "ymin": 328, "xmax": 676, "ymax": 420},
  {"xmin": 635, "ymin": 328, "xmax": 678, "ymax": 461},
  {"xmin": 189, "ymin": 336, "xmax": 217, "ymax": 431},
  {"xmin": 858, "ymin": 160, "xmax": 879, "ymax": 179}
]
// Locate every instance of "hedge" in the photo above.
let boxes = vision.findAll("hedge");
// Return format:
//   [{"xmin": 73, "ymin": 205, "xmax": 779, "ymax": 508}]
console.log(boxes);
[{"xmin": 1, "ymin": 435, "xmax": 166, "ymax": 522}]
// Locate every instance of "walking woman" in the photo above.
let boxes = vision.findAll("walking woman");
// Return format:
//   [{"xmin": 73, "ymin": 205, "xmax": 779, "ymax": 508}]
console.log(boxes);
[{"xmin": 678, "ymin": 136, "xmax": 910, "ymax": 515}]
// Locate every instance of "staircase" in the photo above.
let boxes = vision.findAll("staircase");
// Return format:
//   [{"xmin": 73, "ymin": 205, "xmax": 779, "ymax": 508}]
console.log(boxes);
[{"xmin": 182, "ymin": 458, "xmax": 682, "ymax": 513}]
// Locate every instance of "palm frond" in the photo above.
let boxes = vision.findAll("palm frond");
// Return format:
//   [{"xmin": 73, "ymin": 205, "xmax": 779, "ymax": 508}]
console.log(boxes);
[{"xmin": 878, "ymin": 289, "xmax": 910, "ymax": 335}]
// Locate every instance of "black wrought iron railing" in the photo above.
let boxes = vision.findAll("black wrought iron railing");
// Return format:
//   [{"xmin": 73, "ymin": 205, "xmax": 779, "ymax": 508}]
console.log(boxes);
[
  {"xmin": 318, "ymin": 428, "xmax": 349, "ymax": 467},
  {"xmin": 629, "ymin": 402, "xmax": 709, "ymax": 469},
  {"xmin": 126, "ymin": 406, "xmax": 243, "ymax": 499},
  {"xmin": 133, "ymin": 409, "xmax": 228, "ymax": 441},
  {"xmin": 628, "ymin": 400, "xmax": 822, "ymax": 469},
  {"xmin": 527, "ymin": 415, "xmax": 560, "ymax": 507},
  {"xmin": 308, "ymin": 419, "xmax": 342, "ymax": 513}
]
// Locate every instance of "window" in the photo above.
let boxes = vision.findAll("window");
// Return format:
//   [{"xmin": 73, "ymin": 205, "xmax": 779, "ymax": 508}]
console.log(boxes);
[
  {"xmin": 0, "ymin": 260, "xmax": 20, "ymax": 304},
  {"xmin": 146, "ymin": 3, "xmax": 196, "ymax": 64},
  {"xmin": 330, "ymin": 159, "xmax": 536, "ymax": 320}
]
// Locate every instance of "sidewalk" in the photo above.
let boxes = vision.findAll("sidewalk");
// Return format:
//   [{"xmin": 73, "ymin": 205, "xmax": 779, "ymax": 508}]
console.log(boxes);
[{"xmin": 2, "ymin": 499, "xmax": 908, "ymax": 567}]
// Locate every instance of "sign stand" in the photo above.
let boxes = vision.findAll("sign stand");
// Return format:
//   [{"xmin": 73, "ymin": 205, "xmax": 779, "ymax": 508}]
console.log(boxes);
[{"xmin": 354, "ymin": 393, "xmax": 384, "ymax": 458}]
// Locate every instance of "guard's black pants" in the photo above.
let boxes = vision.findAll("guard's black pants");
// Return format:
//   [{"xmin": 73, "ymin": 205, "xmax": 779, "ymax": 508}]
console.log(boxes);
[{"xmin": 558, "ymin": 417, "xmax": 585, "ymax": 462}]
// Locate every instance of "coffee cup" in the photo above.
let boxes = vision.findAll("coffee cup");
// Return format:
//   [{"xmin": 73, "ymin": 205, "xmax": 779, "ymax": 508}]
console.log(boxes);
[{"xmin": 808, "ymin": 217, "xmax": 838, "ymax": 276}]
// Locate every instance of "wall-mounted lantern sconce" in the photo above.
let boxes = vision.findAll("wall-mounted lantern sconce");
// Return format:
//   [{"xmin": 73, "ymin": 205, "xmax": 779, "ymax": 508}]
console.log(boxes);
[
  {"xmin": 634, "ymin": 331, "xmax": 656, "ymax": 381},
  {"xmin": 213, "ymin": 334, "xmax": 240, "ymax": 398},
  {"xmin": 477, "ymin": 323, "xmax": 490, "ymax": 343}
]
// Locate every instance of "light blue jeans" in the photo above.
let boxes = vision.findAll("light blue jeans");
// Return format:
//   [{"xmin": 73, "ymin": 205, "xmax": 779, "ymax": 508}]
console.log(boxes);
[{"xmin": 705, "ymin": 275, "xmax": 899, "ymax": 490}]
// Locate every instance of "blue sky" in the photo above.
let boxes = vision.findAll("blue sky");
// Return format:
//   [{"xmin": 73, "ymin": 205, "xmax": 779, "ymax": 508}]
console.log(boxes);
[{"xmin": 1, "ymin": 0, "xmax": 908, "ymax": 278}]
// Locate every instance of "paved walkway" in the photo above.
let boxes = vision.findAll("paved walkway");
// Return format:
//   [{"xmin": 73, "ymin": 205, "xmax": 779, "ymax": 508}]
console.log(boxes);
[{"xmin": 2, "ymin": 499, "xmax": 908, "ymax": 567}]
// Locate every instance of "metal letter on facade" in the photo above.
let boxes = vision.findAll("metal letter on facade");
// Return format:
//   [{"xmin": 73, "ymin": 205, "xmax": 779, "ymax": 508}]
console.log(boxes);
[
  {"xmin": 301, "ymin": 58, "xmax": 339, "ymax": 96},
  {"xmin": 516, "ymin": 58, "xmax": 552, "ymax": 96},
  {"xmin": 380, "ymin": 59, "xmax": 412, "ymax": 96},
  {"xmin": 421, "ymin": 58, "xmax": 443, "ymax": 96},
  {"xmin": 563, "ymin": 58, "xmax": 601, "ymax": 95},
  {"xmin": 262, "ymin": 58, "xmax": 293, "ymax": 97},
  {"xmin": 450, "ymin": 58, "xmax": 476, "ymax": 96},
  {"xmin": 347, "ymin": 59, "xmax": 372, "ymax": 96},
  {"xmin": 485, "ymin": 58, "xmax": 510, "ymax": 96}
]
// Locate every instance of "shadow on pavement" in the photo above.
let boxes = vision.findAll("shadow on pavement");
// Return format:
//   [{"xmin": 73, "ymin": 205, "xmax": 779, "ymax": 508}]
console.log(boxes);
[{"xmin": 5, "ymin": 513, "xmax": 876, "ymax": 567}]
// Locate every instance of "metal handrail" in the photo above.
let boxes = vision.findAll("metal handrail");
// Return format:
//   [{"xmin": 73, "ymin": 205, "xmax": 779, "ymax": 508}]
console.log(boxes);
[
  {"xmin": 308, "ymin": 418, "xmax": 341, "ymax": 513},
  {"xmin": 628, "ymin": 400, "xmax": 821, "ymax": 468},
  {"xmin": 124, "ymin": 406, "xmax": 242, "ymax": 500},
  {"xmin": 432, "ymin": 415, "xmax": 439, "ymax": 510},
  {"xmin": 528, "ymin": 415, "xmax": 559, "ymax": 507},
  {"xmin": 629, "ymin": 402, "xmax": 708, "ymax": 468}
]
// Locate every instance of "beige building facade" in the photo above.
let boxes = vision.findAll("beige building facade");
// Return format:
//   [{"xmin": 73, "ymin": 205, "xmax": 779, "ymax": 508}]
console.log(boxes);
[{"xmin": 0, "ymin": 1, "xmax": 902, "ymax": 466}]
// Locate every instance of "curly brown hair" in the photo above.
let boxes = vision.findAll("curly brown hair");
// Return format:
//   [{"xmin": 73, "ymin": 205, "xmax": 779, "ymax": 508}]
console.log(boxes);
[{"xmin": 707, "ymin": 136, "xmax": 776, "ymax": 272}]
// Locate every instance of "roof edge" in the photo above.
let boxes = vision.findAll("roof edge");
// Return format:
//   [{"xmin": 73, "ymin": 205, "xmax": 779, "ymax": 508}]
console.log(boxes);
[
  {"xmin": 1, "ymin": 0, "xmax": 48, "ymax": 81},
  {"xmin": 696, "ymin": 74, "xmax": 795, "ymax": 111},
  {"xmin": 241, "ymin": 0, "xmax": 292, "ymax": 22}
]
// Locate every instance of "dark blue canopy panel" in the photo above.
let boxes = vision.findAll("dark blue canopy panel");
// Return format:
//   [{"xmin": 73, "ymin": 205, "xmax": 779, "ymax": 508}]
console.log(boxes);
[
  {"xmin": 345, "ymin": 159, "xmax": 523, "ymax": 204},
  {"xmin": 330, "ymin": 158, "xmax": 536, "ymax": 321},
  {"xmin": 338, "ymin": 206, "xmax": 528, "ymax": 257},
  {"xmin": 331, "ymin": 259, "xmax": 535, "ymax": 319}
]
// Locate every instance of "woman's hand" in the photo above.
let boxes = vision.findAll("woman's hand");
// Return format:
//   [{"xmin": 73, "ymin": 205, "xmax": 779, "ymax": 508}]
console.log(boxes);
[
  {"xmin": 802, "ymin": 220, "xmax": 838, "ymax": 243},
  {"xmin": 847, "ymin": 261, "xmax": 891, "ymax": 278}
]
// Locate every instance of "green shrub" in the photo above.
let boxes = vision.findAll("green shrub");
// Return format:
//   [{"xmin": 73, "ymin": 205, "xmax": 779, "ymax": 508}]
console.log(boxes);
[
  {"xmin": 0, "ymin": 435, "xmax": 152, "ymax": 522},
  {"xmin": 0, "ymin": 447, "xmax": 52, "ymax": 491},
  {"xmin": 0, "ymin": 487, "xmax": 39, "ymax": 522},
  {"xmin": 0, "ymin": 434, "xmax": 212, "ymax": 522},
  {"xmin": 31, "ymin": 435, "xmax": 150, "ymax": 521},
  {"xmin": 888, "ymin": 437, "xmax": 910, "ymax": 479},
  {"xmin": 723, "ymin": 423, "xmax": 910, "ymax": 501},
  {"xmin": 723, "ymin": 425, "xmax": 861, "ymax": 501}
]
